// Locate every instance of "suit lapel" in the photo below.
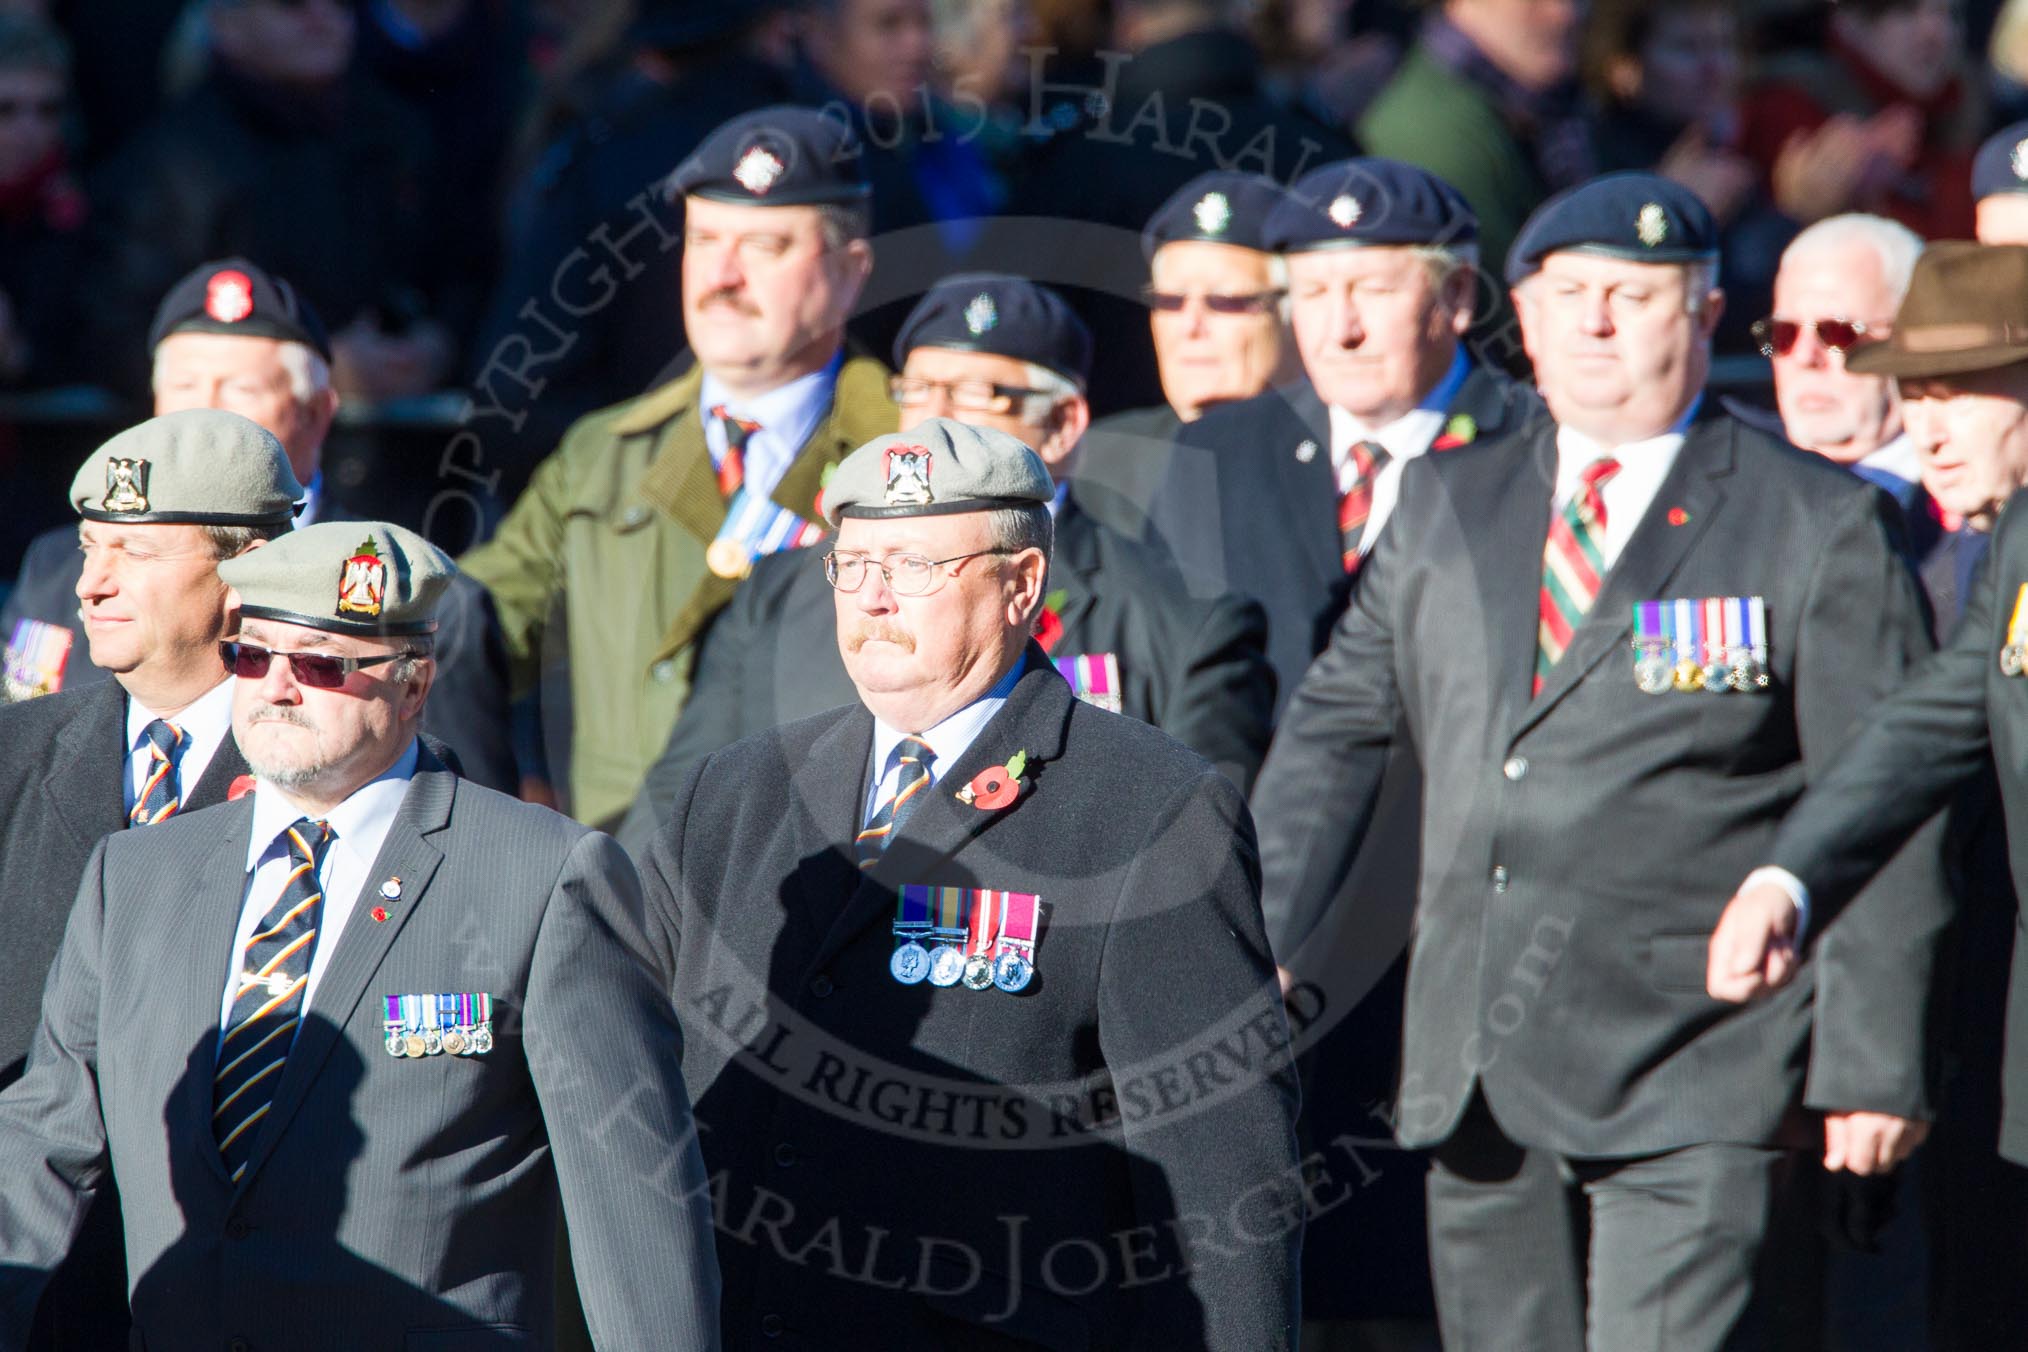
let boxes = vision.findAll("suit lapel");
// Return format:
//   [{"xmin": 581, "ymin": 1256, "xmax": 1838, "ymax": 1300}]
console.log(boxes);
[
  {"xmin": 185, "ymin": 734, "xmax": 250, "ymax": 812},
  {"xmin": 175, "ymin": 800, "xmax": 261, "ymax": 1189},
  {"xmin": 1511, "ymin": 416, "xmax": 1733, "ymax": 741},
  {"xmin": 1266, "ymin": 381, "xmax": 1341, "ymax": 589},
  {"xmin": 44, "ymin": 680, "xmax": 130, "ymax": 852},
  {"xmin": 1454, "ymin": 426, "xmax": 1561, "ymax": 733},
  {"xmin": 808, "ymin": 655, "xmax": 1076, "ymax": 974},
  {"xmin": 231, "ymin": 766, "xmax": 453, "ymax": 1193}
]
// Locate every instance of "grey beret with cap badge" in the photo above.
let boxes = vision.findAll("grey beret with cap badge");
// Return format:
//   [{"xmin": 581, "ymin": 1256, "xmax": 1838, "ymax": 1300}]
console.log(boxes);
[
  {"xmin": 220, "ymin": 521, "xmax": 457, "ymax": 638},
  {"xmin": 71, "ymin": 408, "xmax": 303, "ymax": 527},
  {"xmin": 822, "ymin": 417, "xmax": 1054, "ymax": 525}
]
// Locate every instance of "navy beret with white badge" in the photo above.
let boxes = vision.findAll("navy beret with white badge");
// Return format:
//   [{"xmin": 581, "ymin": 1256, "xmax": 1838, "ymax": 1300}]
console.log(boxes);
[
  {"xmin": 893, "ymin": 274, "xmax": 1093, "ymax": 386},
  {"xmin": 1505, "ymin": 172, "xmax": 1719, "ymax": 284},
  {"xmin": 1264, "ymin": 157, "xmax": 1478, "ymax": 253},
  {"xmin": 1143, "ymin": 171, "xmax": 1288, "ymax": 255},
  {"xmin": 1973, "ymin": 120, "xmax": 2028, "ymax": 201},
  {"xmin": 667, "ymin": 105, "xmax": 870, "ymax": 207}
]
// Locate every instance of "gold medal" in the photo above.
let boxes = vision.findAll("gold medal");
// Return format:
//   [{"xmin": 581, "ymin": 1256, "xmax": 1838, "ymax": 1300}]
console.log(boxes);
[
  {"xmin": 442, "ymin": 1030, "xmax": 468, "ymax": 1056},
  {"xmin": 1671, "ymin": 658, "xmax": 1705, "ymax": 692},
  {"xmin": 403, "ymin": 1032, "xmax": 427, "ymax": 1058},
  {"xmin": 706, "ymin": 538, "xmax": 751, "ymax": 579}
]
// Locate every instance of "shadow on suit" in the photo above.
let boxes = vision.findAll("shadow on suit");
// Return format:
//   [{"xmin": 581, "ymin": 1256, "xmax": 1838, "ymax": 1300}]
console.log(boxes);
[
  {"xmin": 129, "ymin": 1023, "xmax": 505, "ymax": 1351},
  {"xmin": 691, "ymin": 832, "xmax": 1212, "ymax": 1352}
]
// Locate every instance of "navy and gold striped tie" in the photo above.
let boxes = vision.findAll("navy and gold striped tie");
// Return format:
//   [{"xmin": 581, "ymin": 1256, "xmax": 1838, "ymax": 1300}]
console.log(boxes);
[
  {"xmin": 855, "ymin": 737, "xmax": 934, "ymax": 868},
  {"xmin": 129, "ymin": 719, "xmax": 184, "ymax": 826},
  {"xmin": 214, "ymin": 818, "xmax": 333, "ymax": 1182}
]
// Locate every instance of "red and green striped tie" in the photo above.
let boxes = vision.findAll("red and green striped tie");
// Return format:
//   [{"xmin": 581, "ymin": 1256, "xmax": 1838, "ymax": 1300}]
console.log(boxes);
[
  {"xmin": 1337, "ymin": 440, "xmax": 1389, "ymax": 573},
  {"xmin": 856, "ymin": 736, "xmax": 935, "ymax": 867},
  {"xmin": 1535, "ymin": 457, "xmax": 1621, "ymax": 696}
]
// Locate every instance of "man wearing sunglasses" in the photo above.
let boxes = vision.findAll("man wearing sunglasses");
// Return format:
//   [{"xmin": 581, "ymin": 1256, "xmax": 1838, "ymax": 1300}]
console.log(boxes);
[
  {"xmin": 0, "ymin": 408, "xmax": 300, "ymax": 1349},
  {"xmin": 1151, "ymin": 157, "xmax": 1540, "ymax": 713},
  {"xmin": 1072, "ymin": 171, "xmax": 1300, "ymax": 543},
  {"xmin": 618, "ymin": 273, "xmax": 1276, "ymax": 856},
  {"xmin": 461, "ymin": 105, "xmax": 894, "ymax": 832},
  {"xmin": 1253, "ymin": 174, "xmax": 1949, "ymax": 1352},
  {"xmin": 641, "ymin": 417, "xmax": 1299, "ymax": 1350},
  {"xmin": 0, "ymin": 519, "xmax": 721, "ymax": 1347}
]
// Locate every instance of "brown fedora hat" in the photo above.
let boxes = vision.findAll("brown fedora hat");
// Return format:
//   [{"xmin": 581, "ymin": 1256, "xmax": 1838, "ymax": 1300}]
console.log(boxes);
[{"xmin": 1847, "ymin": 242, "xmax": 2028, "ymax": 377}]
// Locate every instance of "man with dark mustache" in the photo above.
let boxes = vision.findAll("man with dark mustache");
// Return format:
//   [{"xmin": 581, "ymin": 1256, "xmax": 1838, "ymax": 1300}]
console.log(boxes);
[{"xmin": 461, "ymin": 105, "xmax": 895, "ymax": 830}]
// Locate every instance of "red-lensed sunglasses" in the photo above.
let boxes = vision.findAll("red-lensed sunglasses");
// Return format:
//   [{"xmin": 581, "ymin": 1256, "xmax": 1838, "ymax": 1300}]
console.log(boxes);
[
  {"xmin": 1751, "ymin": 316, "xmax": 1882, "ymax": 358},
  {"xmin": 221, "ymin": 640, "xmax": 407, "ymax": 688}
]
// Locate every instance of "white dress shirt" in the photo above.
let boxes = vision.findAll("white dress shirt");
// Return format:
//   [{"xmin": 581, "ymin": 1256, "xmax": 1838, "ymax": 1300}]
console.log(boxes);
[
  {"xmin": 1328, "ymin": 347, "xmax": 1471, "ymax": 557},
  {"xmin": 219, "ymin": 739, "xmax": 420, "ymax": 1037},
  {"xmin": 864, "ymin": 658, "xmax": 1025, "ymax": 824},
  {"xmin": 1856, "ymin": 433, "xmax": 1921, "ymax": 490},
  {"xmin": 124, "ymin": 676, "xmax": 236, "ymax": 815},
  {"xmin": 294, "ymin": 473, "xmax": 325, "ymax": 528},
  {"xmin": 700, "ymin": 353, "xmax": 842, "ymax": 503},
  {"xmin": 1549, "ymin": 408, "xmax": 1696, "ymax": 571}
]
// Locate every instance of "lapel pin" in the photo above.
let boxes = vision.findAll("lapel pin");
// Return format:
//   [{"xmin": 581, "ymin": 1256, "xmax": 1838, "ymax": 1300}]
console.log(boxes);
[
  {"xmin": 379, "ymin": 877, "xmax": 402, "ymax": 902},
  {"xmin": 1295, "ymin": 439, "xmax": 1318, "ymax": 464},
  {"xmin": 1667, "ymin": 507, "xmax": 1690, "ymax": 526},
  {"xmin": 227, "ymin": 774, "xmax": 256, "ymax": 801},
  {"xmin": 956, "ymin": 750, "xmax": 1029, "ymax": 810},
  {"xmin": 370, "ymin": 906, "xmax": 389, "ymax": 923}
]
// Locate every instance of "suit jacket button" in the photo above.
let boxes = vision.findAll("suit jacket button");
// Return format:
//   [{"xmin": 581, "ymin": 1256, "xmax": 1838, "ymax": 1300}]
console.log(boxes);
[
  {"xmin": 1503, "ymin": 756, "xmax": 1528, "ymax": 781},
  {"xmin": 1491, "ymin": 865, "xmax": 1510, "ymax": 892},
  {"xmin": 809, "ymin": 974, "xmax": 835, "ymax": 998},
  {"xmin": 651, "ymin": 660, "xmax": 678, "ymax": 684},
  {"xmin": 773, "ymin": 1142, "xmax": 798, "ymax": 1168},
  {"xmin": 225, "ymin": 1218, "xmax": 250, "ymax": 1240},
  {"xmin": 761, "ymin": 1313, "xmax": 786, "ymax": 1338}
]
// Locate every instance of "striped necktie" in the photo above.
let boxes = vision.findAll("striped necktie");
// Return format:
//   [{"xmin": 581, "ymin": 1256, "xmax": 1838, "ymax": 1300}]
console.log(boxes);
[
  {"xmin": 1535, "ymin": 457, "xmax": 1622, "ymax": 696},
  {"xmin": 1337, "ymin": 440, "xmax": 1389, "ymax": 573},
  {"xmin": 710, "ymin": 405, "xmax": 761, "ymax": 499},
  {"xmin": 855, "ymin": 736, "xmax": 934, "ymax": 868},
  {"xmin": 130, "ymin": 719, "xmax": 184, "ymax": 827},
  {"xmin": 215, "ymin": 818, "xmax": 333, "ymax": 1182}
]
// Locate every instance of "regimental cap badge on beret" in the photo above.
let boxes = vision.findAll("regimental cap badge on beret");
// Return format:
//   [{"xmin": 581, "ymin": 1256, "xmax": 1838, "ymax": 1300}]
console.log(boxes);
[
  {"xmin": 733, "ymin": 143, "xmax": 786, "ymax": 195},
  {"xmin": 100, "ymin": 459, "xmax": 151, "ymax": 515},
  {"xmin": 337, "ymin": 538, "xmax": 387, "ymax": 618},
  {"xmin": 964, "ymin": 293, "xmax": 998, "ymax": 336},
  {"xmin": 1636, "ymin": 202, "xmax": 1669, "ymax": 248},
  {"xmin": 204, "ymin": 269, "xmax": 255, "ymax": 324},
  {"xmin": 1193, "ymin": 191, "xmax": 1232, "ymax": 236},
  {"xmin": 1328, "ymin": 194, "xmax": 1362, "ymax": 229},
  {"xmin": 884, "ymin": 446, "xmax": 934, "ymax": 507},
  {"xmin": 2012, "ymin": 138, "xmax": 2028, "ymax": 182}
]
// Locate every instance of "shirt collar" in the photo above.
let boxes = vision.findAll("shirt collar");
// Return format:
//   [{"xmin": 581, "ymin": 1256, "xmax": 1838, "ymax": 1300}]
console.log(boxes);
[
  {"xmin": 699, "ymin": 351, "xmax": 843, "ymax": 449},
  {"xmin": 1856, "ymin": 432, "xmax": 1920, "ymax": 486},
  {"xmin": 128, "ymin": 675, "xmax": 235, "ymax": 750},
  {"xmin": 1556, "ymin": 395, "xmax": 1701, "ymax": 467},
  {"xmin": 244, "ymin": 738, "xmax": 420, "ymax": 871},
  {"xmin": 869, "ymin": 656, "xmax": 1026, "ymax": 787},
  {"xmin": 1328, "ymin": 347, "xmax": 1471, "ymax": 462}
]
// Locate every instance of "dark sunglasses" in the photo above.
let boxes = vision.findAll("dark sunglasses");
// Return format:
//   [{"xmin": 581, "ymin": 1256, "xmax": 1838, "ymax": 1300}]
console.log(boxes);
[
  {"xmin": 1141, "ymin": 287, "xmax": 1284, "ymax": 315},
  {"xmin": 1751, "ymin": 316, "xmax": 1880, "ymax": 358},
  {"xmin": 221, "ymin": 640, "xmax": 407, "ymax": 688}
]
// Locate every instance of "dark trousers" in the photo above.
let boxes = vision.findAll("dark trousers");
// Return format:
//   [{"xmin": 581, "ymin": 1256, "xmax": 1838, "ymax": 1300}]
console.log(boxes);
[{"xmin": 1426, "ymin": 1095, "xmax": 1788, "ymax": 1352}]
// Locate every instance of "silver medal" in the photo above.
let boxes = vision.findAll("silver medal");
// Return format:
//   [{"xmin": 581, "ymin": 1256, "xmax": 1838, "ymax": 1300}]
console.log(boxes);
[
  {"xmin": 890, "ymin": 940, "xmax": 931, "ymax": 985},
  {"xmin": 927, "ymin": 945, "xmax": 966, "ymax": 987}
]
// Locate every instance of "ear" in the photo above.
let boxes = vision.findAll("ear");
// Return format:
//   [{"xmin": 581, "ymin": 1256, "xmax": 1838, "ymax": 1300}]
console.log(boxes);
[
  {"xmin": 1606, "ymin": 54, "xmax": 1644, "ymax": 104},
  {"xmin": 1443, "ymin": 268, "xmax": 1479, "ymax": 337},
  {"xmin": 1046, "ymin": 395, "xmax": 1092, "ymax": 459},
  {"xmin": 1511, "ymin": 282, "xmax": 1546, "ymax": 366},
  {"xmin": 1004, "ymin": 547, "xmax": 1048, "ymax": 628},
  {"xmin": 398, "ymin": 655, "xmax": 436, "ymax": 723},
  {"xmin": 306, "ymin": 386, "xmax": 340, "ymax": 445},
  {"xmin": 1696, "ymin": 286, "xmax": 1726, "ymax": 342}
]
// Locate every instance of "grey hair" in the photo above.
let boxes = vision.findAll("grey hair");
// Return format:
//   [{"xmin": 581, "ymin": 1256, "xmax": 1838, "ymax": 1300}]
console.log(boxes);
[
  {"xmin": 1019, "ymin": 362, "xmax": 1086, "ymax": 422},
  {"xmin": 1781, "ymin": 213, "xmax": 1923, "ymax": 305},
  {"xmin": 200, "ymin": 522, "xmax": 289, "ymax": 560},
  {"xmin": 151, "ymin": 338, "xmax": 331, "ymax": 405},
  {"xmin": 391, "ymin": 633, "xmax": 436, "ymax": 686},
  {"xmin": 1682, "ymin": 260, "xmax": 1721, "ymax": 315},
  {"xmin": 817, "ymin": 202, "xmax": 872, "ymax": 249},
  {"xmin": 1410, "ymin": 242, "xmax": 1481, "ymax": 288},
  {"xmin": 983, "ymin": 503, "xmax": 1054, "ymax": 626}
]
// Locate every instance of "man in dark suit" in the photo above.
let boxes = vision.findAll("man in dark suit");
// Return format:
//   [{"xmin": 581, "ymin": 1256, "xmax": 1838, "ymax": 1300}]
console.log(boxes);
[
  {"xmin": 1710, "ymin": 243, "xmax": 2028, "ymax": 1155},
  {"xmin": 1251, "ymin": 174, "xmax": 1952, "ymax": 1350},
  {"xmin": 0, "ymin": 520, "xmax": 720, "ymax": 1346},
  {"xmin": 0, "ymin": 257, "xmax": 518, "ymax": 792},
  {"xmin": 618, "ymin": 274, "xmax": 1275, "ymax": 855},
  {"xmin": 1150, "ymin": 157, "xmax": 1541, "ymax": 711},
  {"xmin": 1071, "ymin": 172, "xmax": 1301, "ymax": 543},
  {"xmin": 0, "ymin": 408, "xmax": 300, "ymax": 1350},
  {"xmin": 641, "ymin": 417, "xmax": 1301, "ymax": 1350}
]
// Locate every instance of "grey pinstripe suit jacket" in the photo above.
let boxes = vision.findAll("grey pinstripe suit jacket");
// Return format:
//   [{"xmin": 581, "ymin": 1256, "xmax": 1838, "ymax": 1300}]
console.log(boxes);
[{"xmin": 0, "ymin": 749, "xmax": 721, "ymax": 1351}]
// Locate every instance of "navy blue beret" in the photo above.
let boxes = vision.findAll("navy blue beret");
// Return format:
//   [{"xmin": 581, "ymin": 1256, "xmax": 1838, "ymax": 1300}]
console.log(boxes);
[
  {"xmin": 668, "ymin": 106, "xmax": 870, "ymax": 208},
  {"xmin": 1506, "ymin": 172, "xmax": 1719, "ymax": 284},
  {"xmin": 1263, "ymin": 157, "xmax": 1477, "ymax": 253},
  {"xmin": 148, "ymin": 258, "xmax": 331, "ymax": 361},
  {"xmin": 1142, "ymin": 172, "xmax": 1287, "ymax": 256},
  {"xmin": 894, "ymin": 274, "xmax": 1092, "ymax": 385},
  {"xmin": 1973, "ymin": 121, "xmax": 2028, "ymax": 200}
]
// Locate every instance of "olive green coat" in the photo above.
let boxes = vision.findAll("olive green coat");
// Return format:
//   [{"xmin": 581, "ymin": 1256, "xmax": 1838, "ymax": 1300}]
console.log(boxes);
[{"xmin": 460, "ymin": 353, "xmax": 895, "ymax": 828}]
